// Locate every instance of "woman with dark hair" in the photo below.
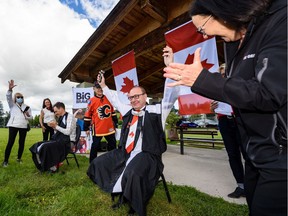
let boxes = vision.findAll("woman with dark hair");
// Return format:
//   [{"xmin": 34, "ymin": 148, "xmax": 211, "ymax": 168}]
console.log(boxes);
[
  {"xmin": 39, "ymin": 98, "xmax": 55, "ymax": 141},
  {"xmin": 3, "ymin": 80, "xmax": 32, "ymax": 167},
  {"xmin": 163, "ymin": 0, "xmax": 287, "ymax": 215}
]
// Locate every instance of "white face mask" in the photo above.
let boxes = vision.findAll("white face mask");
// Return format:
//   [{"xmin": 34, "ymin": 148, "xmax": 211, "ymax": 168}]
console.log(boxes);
[{"xmin": 16, "ymin": 97, "xmax": 23, "ymax": 104}]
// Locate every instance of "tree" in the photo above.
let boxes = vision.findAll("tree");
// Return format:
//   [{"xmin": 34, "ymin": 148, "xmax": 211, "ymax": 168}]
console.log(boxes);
[
  {"xmin": 32, "ymin": 114, "xmax": 40, "ymax": 127},
  {"xmin": 4, "ymin": 111, "xmax": 10, "ymax": 126},
  {"xmin": 166, "ymin": 108, "xmax": 180, "ymax": 140},
  {"xmin": 166, "ymin": 111, "xmax": 180, "ymax": 129},
  {"xmin": 0, "ymin": 101, "xmax": 5, "ymax": 128}
]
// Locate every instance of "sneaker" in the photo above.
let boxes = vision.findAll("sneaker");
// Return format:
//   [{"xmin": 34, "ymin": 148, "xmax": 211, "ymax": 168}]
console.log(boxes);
[
  {"xmin": 2, "ymin": 162, "xmax": 8, "ymax": 167},
  {"xmin": 48, "ymin": 166, "xmax": 58, "ymax": 174},
  {"xmin": 17, "ymin": 159, "xmax": 23, "ymax": 164},
  {"xmin": 228, "ymin": 187, "xmax": 245, "ymax": 198}
]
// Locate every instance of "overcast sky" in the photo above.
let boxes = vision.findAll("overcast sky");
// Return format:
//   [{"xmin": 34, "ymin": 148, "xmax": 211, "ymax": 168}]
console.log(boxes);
[{"xmin": 0, "ymin": 0, "xmax": 119, "ymax": 115}]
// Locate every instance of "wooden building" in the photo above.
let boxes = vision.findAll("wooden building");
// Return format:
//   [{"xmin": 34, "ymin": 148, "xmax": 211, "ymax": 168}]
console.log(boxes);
[{"xmin": 58, "ymin": 0, "xmax": 223, "ymax": 98}]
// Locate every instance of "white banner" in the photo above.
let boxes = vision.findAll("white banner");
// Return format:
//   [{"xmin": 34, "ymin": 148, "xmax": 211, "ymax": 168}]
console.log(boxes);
[
  {"xmin": 72, "ymin": 87, "xmax": 94, "ymax": 109},
  {"xmin": 215, "ymin": 102, "xmax": 233, "ymax": 116}
]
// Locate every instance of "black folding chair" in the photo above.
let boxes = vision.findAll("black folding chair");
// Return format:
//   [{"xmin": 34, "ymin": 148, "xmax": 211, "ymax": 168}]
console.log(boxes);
[
  {"xmin": 159, "ymin": 173, "xmax": 172, "ymax": 203},
  {"xmin": 65, "ymin": 123, "xmax": 81, "ymax": 168}
]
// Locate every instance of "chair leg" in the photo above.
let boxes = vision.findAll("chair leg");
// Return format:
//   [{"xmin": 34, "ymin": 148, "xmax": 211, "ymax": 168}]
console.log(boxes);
[
  {"xmin": 65, "ymin": 157, "xmax": 70, "ymax": 165},
  {"xmin": 160, "ymin": 173, "xmax": 172, "ymax": 203},
  {"xmin": 72, "ymin": 153, "xmax": 80, "ymax": 168},
  {"xmin": 65, "ymin": 153, "xmax": 79, "ymax": 168}
]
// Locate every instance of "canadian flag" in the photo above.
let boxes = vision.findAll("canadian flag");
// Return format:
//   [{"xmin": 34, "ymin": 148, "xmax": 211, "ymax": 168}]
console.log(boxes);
[
  {"xmin": 165, "ymin": 20, "xmax": 219, "ymax": 115},
  {"xmin": 112, "ymin": 50, "xmax": 139, "ymax": 104}
]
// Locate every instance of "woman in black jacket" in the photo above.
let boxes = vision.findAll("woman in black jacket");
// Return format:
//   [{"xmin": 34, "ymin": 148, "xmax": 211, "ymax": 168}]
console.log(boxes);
[{"xmin": 163, "ymin": 0, "xmax": 287, "ymax": 215}]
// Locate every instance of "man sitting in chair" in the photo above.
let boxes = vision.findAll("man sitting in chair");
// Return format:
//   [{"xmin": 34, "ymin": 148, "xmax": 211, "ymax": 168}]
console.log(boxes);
[
  {"xmin": 30, "ymin": 102, "xmax": 76, "ymax": 173},
  {"xmin": 87, "ymin": 67, "xmax": 179, "ymax": 215}
]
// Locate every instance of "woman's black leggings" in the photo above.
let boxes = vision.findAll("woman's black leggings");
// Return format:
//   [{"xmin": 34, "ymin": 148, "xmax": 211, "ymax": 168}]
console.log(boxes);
[{"xmin": 4, "ymin": 127, "xmax": 27, "ymax": 162}]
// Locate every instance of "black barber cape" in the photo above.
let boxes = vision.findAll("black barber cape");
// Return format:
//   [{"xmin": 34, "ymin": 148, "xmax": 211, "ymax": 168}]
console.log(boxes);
[
  {"xmin": 87, "ymin": 109, "xmax": 166, "ymax": 216},
  {"xmin": 30, "ymin": 113, "xmax": 71, "ymax": 172}
]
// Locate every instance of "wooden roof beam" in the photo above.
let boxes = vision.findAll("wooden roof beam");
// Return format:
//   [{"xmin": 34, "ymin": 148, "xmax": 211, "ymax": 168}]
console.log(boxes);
[
  {"xmin": 140, "ymin": 0, "xmax": 167, "ymax": 23},
  {"xmin": 58, "ymin": 0, "xmax": 138, "ymax": 83},
  {"xmin": 90, "ymin": 12, "xmax": 190, "ymax": 74},
  {"xmin": 138, "ymin": 62, "xmax": 165, "ymax": 82}
]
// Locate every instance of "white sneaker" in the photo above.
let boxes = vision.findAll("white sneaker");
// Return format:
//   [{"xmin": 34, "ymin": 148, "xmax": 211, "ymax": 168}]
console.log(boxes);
[{"xmin": 2, "ymin": 162, "xmax": 8, "ymax": 167}]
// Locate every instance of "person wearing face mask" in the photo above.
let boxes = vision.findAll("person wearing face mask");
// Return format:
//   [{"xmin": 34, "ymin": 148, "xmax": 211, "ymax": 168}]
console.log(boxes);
[{"xmin": 3, "ymin": 80, "xmax": 32, "ymax": 167}]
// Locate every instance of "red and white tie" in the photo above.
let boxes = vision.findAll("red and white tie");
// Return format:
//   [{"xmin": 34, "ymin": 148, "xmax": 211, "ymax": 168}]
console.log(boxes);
[{"xmin": 125, "ymin": 115, "xmax": 138, "ymax": 153}]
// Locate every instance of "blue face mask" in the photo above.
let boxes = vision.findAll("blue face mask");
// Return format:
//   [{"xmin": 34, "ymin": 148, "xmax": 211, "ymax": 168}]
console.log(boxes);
[{"xmin": 16, "ymin": 97, "xmax": 23, "ymax": 104}]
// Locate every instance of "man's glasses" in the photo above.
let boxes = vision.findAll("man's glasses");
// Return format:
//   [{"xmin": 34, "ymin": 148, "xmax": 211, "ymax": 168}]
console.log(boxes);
[
  {"xmin": 128, "ymin": 93, "xmax": 145, "ymax": 101},
  {"xmin": 196, "ymin": 15, "xmax": 212, "ymax": 36},
  {"xmin": 16, "ymin": 96, "xmax": 23, "ymax": 99}
]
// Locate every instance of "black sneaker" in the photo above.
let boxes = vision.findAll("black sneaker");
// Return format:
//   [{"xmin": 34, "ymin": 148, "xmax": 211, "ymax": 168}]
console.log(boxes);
[
  {"xmin": 2, "ymin": 162, "xmax": 8, "ymax": 167},
  {"xmin": 228, "ymin": 187, "xmax": 245, "ymax": 198}
]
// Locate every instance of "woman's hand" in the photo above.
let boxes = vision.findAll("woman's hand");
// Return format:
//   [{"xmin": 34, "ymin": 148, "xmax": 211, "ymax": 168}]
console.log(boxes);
[
  {"xmin": 163, "ymin": 46, "xmax": 174, "ymax": 67},
  {"xmin": 163, "ymin": 47, "xmax": 203, "ymax": 87},
  {"xmin": 8, "ymin": 80, "xmax": 17, "ymax": 91},
  {"xmin": 41, "ymin": 125, "xmax": 46, "ymax": 132},
  {"xmin": 24, "ymin": 111, "xmax": 30, "ymax": 117}
]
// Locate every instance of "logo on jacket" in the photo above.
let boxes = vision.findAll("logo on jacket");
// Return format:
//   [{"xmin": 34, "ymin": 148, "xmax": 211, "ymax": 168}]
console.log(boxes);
[
  {"xmin": 243, "ymin": 53, "xmax": 255, "ymax": 60},
  {"xmin": 97, "ymin": 105, "xmax": 111, "ymax": 119}
]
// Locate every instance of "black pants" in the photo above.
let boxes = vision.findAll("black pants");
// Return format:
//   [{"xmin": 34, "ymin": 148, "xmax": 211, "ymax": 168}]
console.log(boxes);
[
  {"xmin": 30, "ymin": 140, "xmax": 70, "ymax": 172},
  {"xmin": 90, "ymin": 134, "xmax": 116, "ymax": 163},
  {"xmin": 4, "ymin": 127, "xmax": 27, "ymax": 162},
  {"xmin": 245, "ymin": 161, "xmax": 287, "ymax": 216},
  {"xmin": 42, "ymin": 123, "xmax": 54, "ymax": 141},
  {"xmin": 218, "ymin": 116, "xmax": 245, "ymax": 184}
]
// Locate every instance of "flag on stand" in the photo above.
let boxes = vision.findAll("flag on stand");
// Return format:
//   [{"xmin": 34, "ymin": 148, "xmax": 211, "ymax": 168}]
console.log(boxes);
[
  {"xmin": 112, "ymin": 50, "xmax": 139, "ymax": 104},
  {"xmin": 165, "ymin": 20, "xmax": 219, "ymax": 115}
]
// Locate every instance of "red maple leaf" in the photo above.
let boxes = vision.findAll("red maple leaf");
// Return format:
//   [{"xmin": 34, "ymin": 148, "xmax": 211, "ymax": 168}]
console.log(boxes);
[
  {"xmin": 185, "ymin": 53, "xmax": 195, "ymax": 64},
  {"xmin": 120, "ymin": 77, "xmax": 135, "ymax": 94},
  {"xmin": 201, "ymin": 59, "xmax": 214, "ymax": 70},
  {"xmin": 185, "ymin": 53, "xmax": 214, "ymax": 70}
]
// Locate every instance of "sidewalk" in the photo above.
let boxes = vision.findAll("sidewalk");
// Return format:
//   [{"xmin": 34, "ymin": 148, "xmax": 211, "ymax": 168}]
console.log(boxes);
[{"xmin": 162, "ymin": 144, "xmax": 247, "ymax": 205}]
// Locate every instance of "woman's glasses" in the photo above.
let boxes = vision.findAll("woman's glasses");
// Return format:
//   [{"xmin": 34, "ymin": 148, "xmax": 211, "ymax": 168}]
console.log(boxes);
[
  {"xmin": 16, "ymin": 96, "xmax": 23, "ymax": 99},
  {"xmin": 196, "ymin": 15, "xmax": 212, "ymax": 36}
]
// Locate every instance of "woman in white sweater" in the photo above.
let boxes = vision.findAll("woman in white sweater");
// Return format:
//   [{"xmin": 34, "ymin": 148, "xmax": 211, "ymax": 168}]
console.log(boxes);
[
  {"xmin": 39, "ymin": 98, "xmax": 55, "ymax": 141},
  {"xmin": 3, "ymin": 80, "xmax": 32, "ymax": 167}
]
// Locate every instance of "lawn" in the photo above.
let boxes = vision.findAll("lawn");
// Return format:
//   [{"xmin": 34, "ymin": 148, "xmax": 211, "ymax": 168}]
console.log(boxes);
[{"xmin": 0, "ymin": 128, "xmax": 248, "ymax": 216}]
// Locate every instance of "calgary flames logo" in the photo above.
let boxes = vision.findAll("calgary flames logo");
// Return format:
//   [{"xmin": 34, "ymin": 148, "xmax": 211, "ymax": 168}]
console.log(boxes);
[{"xmin": 97, "ymin": 105, "xmax": 111, "ymax": 119}]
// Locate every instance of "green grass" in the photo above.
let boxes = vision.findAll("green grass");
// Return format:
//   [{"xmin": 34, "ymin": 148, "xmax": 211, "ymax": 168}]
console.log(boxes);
[{"xmin": 0, "ymin": 128, "xmax": 248, "ymax": 216}]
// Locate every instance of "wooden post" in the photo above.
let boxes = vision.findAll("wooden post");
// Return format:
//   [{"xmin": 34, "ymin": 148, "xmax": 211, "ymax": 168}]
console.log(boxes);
[{"xmin": 180, "ymin": 127, "xmax": 184, "ymax": 155}]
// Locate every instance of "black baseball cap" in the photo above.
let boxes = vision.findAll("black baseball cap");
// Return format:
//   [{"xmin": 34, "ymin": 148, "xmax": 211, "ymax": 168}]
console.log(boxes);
[{"xmin": 93, "ymin": 81, "xmax": 101, "ymax": 89}]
